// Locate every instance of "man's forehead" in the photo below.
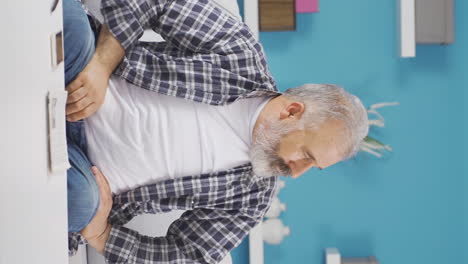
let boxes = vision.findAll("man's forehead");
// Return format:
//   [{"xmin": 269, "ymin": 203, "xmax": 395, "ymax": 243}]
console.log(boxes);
[{"xmin": 304, "ymin": 129, "xmax": 344, "ymax": 168}]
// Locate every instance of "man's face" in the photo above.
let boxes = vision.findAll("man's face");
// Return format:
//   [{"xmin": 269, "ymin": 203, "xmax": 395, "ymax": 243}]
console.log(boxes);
[{"xmin": 250, "ymin": 118, "xmax": 343, "ymax": 178}]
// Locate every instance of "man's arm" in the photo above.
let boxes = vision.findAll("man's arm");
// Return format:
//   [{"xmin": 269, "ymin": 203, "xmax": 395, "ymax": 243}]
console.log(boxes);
[
  {"xmin": 67, "ymin": 0, "xmax": 258, "ymax": 120},
  {"xmin": 101, "ymin": 0, "xmax": 252, "ymax": 53},
  {"xmin": 66, "ymin": 25, "xmax": 124, "ymax": 121},
  {"xmin": 84, "ymin": 197, "xmax": 258, "ymax": 263},
  {"xmin": 96, "ymin": 209, "xmax": 257, "ymax": 263},
  {"xmin": 81, "ymin": 168, "xmax": 265, "ymax": 263},
  {"xmin": 99, "ymin": 0, "xmax": 277, "ymax": 106},
  {"xmin": 93, "ymin": 24, "xmax": 125, "ymax": 75}
]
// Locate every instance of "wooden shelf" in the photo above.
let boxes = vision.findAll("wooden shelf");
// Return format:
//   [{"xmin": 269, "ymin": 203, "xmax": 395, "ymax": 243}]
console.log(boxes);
[{"xmin": 259, "ymin": 0, "xmax": 296, "ymax": 31}]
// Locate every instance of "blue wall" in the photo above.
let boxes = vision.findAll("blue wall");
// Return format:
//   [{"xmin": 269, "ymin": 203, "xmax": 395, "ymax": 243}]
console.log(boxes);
[{"xmin": 232, "ymin": 0, "xmax": 467, "ymax": 263}]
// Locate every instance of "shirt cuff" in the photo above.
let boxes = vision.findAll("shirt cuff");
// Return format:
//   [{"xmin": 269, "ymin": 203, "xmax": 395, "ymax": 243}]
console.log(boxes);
[
  {"xmin": 104, "ymin": 225, "xmax": 139, "ymax": 263},
  {"xmin": 100, "ymin": 0, "xmax": 146, "ymax": 50}
]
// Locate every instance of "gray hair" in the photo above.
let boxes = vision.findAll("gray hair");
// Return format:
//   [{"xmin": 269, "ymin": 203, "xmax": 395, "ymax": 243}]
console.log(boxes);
[{"xmin": 283, "ymin": 84, "xmax": 369, "ymax": 159}]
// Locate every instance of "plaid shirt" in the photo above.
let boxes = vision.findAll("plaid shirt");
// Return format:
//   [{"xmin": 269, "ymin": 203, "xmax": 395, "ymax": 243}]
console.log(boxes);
[
  {"xmin": 99, "ymin": 0, "xmax": 278, "ymax": 105},
  {"xmin": 69, "ymin": 0, "xmax": 281, "ymax": 263}
]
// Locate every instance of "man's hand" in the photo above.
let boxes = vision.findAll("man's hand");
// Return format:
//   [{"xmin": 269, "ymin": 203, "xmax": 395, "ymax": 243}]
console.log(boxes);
[
  {"xmin": 66, "ymin": 25, "xmax": 124, "ymax": 122},
  {"xmin": 80, "ymin": 166, "xmax": 113, "ymax": 254},
  {"xmin": 66, "ymin": 59, "xmax": 110, "ymax": 121}
]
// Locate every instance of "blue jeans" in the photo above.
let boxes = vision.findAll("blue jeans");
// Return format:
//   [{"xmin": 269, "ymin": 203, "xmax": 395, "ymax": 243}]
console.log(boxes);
[{"xmin": 63, "ymin": 0, "xmax": 100, "ymax": 232}]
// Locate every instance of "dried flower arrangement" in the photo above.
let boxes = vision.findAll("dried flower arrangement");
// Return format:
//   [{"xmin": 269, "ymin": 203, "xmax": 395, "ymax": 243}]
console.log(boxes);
[{"xmin": 360, "ymin": 102, "xmax": 399, "ymax": 158}]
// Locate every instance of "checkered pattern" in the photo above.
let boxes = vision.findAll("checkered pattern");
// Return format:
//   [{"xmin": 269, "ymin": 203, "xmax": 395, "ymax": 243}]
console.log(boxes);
[
  {"xmin": 99, "ymin": 0, "xmax": 279, "ymax": 105},
  {"xmin": 69, "ymin": 1, "xmax": 281, "ymax": 262},
  {"xmin": 69, "ymin": 164, "xmax": 278, "ymax": 263}
]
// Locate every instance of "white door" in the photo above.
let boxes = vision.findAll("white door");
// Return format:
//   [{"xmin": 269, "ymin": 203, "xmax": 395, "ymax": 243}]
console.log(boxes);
[{"xmin": 0, "ymin": 0, "xmax": 69, "ymax": 263}]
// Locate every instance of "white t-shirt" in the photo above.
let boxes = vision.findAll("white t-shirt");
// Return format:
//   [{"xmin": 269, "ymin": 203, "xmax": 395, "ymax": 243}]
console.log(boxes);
[{"xmin": 85, "ymin": 76, "xmax": 272, "ymax": 194}]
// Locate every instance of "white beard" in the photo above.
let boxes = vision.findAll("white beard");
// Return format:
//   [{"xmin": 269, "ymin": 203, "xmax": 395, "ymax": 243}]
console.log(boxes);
[{"xmin": 249, "ymin": 117, "xmax": 303, "ymax": 177}]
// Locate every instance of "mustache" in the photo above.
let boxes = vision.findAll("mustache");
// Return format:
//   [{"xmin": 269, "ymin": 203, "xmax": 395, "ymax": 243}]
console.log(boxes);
[{"xmin": 269, "ymin": 152, "xmax": 291, "ymax": 176}]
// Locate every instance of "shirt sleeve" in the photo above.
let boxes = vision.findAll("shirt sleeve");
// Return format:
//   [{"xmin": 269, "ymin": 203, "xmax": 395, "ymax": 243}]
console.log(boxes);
[
  {"xmin": 104, "ymin": 208, "xmax": 259, "ymax": 264},
  {"xmin": 100, "ymin": 0, "xmax": 252, "ymax": 53}
]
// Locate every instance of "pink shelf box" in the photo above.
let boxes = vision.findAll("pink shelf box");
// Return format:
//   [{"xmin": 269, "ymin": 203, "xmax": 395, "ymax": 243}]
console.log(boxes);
[{"xmin": 296, "ymin": 0, "xmax": 319, "ymax": 13}]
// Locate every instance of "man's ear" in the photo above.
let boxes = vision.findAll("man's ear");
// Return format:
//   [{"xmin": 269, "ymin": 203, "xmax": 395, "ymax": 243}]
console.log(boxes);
[{"xmin": 279, "ymin": 101, "xmax": 305, "ymax": 120}]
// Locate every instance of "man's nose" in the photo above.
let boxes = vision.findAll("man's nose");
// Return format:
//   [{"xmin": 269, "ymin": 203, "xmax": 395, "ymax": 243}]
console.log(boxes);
[{"xmin": 288, "ymin": 160, "xmax": 315, "ymax": 179}]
